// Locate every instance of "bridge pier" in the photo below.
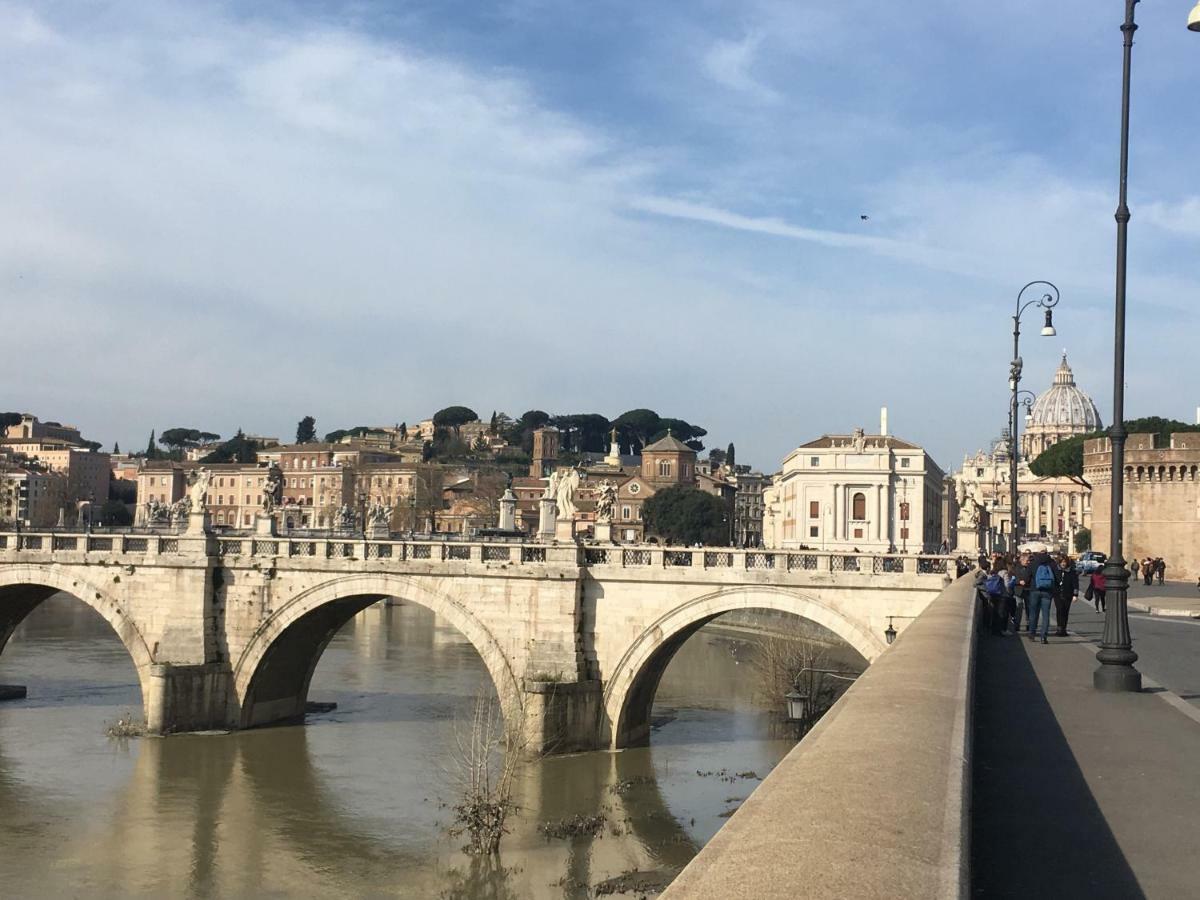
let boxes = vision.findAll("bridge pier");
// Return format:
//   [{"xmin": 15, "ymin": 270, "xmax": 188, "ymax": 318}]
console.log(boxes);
[
  {"xmin": 145, "ymin": 663, "xmax": 235, "ymax": 735},
  {"xmin": 521, "ymin": 679, "xmax": 603, "ymax": 754}
]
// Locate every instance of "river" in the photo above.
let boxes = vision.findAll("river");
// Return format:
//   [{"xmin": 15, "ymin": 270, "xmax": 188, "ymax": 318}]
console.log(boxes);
[{"xmin": 0, "ymin": 594, "xmax": 820, "ymax": 899}]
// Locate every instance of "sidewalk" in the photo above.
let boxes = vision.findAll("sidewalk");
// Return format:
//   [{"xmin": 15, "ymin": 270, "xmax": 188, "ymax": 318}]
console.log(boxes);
[
  {"xmin": 1125, "ymin": 580, "xmax": 1200, "ymax": 617},
  {"xmin": 972, "ymin": 625, "xmax": 1200, "ymax": 899}
]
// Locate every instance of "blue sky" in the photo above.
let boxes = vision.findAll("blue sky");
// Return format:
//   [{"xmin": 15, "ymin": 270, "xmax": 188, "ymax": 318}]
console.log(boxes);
[{"xmin": 4, "ymin": 0, "xmax": 1198, "ymax": 470}]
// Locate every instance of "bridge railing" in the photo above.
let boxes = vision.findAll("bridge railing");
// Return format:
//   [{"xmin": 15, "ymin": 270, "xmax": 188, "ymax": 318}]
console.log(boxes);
[{"xmin": 0, "ymin": 530, "xmax": 954, "ymax": 577}]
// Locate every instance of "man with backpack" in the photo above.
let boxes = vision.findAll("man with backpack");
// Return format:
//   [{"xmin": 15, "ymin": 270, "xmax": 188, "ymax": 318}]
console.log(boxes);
[
  {"xmin": 1026, "ymin": 549, "xmax": 1058, "ymax": 644},
  {"xmin": 1011, "ymin": 551, "xmax": 1033, "ymax": 635},
  {"xmin": 983, "ymin": 566, "xmax": 1009, "ymax": 636},
  {"xmin": 1053, "ymin": 555, "xmax": 1079, "ymax": 637}
]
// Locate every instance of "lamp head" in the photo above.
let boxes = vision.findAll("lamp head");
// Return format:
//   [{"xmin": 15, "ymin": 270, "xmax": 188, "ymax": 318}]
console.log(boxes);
[
  {"xmin": 1190, "ymin": 1, "xmax": 1200, "ymax": 31},
  {"xmin": 1040, "ymin": 309, "xmax": 1056, "ymax": 337}
]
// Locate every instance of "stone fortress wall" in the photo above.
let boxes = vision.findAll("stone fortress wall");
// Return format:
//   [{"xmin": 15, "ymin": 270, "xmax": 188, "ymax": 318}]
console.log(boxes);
[{"xmin": 1085, "ymin": 432, "xmax": 1200, "ymax": 582}]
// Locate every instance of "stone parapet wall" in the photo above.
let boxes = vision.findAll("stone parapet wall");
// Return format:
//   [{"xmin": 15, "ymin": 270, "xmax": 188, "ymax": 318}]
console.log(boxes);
[{"xmin": 662, "ymin": 574, "xmax": 978, "ymax": 900}]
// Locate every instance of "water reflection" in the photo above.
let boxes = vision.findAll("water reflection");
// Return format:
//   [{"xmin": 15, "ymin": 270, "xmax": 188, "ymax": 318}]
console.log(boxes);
[{"xmin": 0, "ymin": 595, "xmax": 804, "ymax": 898}]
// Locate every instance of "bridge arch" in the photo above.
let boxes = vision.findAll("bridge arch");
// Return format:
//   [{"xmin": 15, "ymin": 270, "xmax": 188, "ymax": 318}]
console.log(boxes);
[
  {"xmin": 0, "ymin": 564, "xmax": 156, "ymax": 716},
  {"xmin": 233, "ymin": 573, "xmax": 523, "ymax": 730},
  {"xmin": 602, "ymin": 586, "xmax": 885, "ymax": 749}
]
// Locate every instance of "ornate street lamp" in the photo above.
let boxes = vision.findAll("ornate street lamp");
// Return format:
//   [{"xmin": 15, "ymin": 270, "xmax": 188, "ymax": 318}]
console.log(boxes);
[
  {"xmin": 885, "ymin": 616, "xmax": 898, "ymax": 645},
  {"xmin": 1008, "ymin": 281, "xmax": 1059, "ymax": 552}
]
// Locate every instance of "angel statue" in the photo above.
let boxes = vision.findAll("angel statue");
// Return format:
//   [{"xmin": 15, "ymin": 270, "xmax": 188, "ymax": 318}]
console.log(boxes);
[
  {"xmin": 554, "ymin": 467, "xmax": 581, "ymax": 522},
  {"xmin": 594, "ymin": 480, "xmax": 617, "ymax": 523},
  {"xmin": 262, "ymin": 463, "xmax": 284, "ymax": 513}
]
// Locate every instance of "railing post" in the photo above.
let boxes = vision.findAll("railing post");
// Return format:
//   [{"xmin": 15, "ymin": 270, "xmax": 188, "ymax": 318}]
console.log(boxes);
[
  {"xmin": 817, "ymin": 553, "xmax": 832, "ymax": 573},
  {"xmin": 650, "ymin": 547, "xmax": 665, "ymax": 568},
  {"xmin": 904, "ymin": 556, "xmax": 918, "ymax": 574}
]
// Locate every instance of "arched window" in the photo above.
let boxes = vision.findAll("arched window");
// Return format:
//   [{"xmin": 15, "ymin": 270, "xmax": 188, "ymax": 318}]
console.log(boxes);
[{"xmin": 852, "ymin": 492, "xmax": 866, "ymax": 520}]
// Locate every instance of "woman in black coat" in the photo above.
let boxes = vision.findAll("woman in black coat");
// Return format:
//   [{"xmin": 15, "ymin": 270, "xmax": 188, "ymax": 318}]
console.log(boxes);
[{"xmin": 1054, "ymin": 556, "xmax": 1079, "ymax": 636}]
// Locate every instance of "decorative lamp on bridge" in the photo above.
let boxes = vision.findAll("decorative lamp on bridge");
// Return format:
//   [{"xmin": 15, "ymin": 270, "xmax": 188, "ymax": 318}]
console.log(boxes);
[
  {"xmin": 1041, "ymin": 309, "xmax": 1056, "ymax": 337},
  {"xmin": 885, "ymin": 617, "xmax": 898, "ymax": 645},
  {"xmin": 785, "ymin": 688, "xmax": 809, "ymax": 723}
]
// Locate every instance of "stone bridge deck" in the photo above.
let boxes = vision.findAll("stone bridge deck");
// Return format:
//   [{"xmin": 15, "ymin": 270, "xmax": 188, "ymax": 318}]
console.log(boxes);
[{"xmin": 0, "ymin": 528, "xmax": 953, "ymax": 752}]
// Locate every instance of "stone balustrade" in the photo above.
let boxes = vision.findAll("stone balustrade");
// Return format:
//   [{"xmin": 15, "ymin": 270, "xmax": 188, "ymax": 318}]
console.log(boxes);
[{"xmin": 0, "ymin": 529, "xmax": 952, "ymax": 577}]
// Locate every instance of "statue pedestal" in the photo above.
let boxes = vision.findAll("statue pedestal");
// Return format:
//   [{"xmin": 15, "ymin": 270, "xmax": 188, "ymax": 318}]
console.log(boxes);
[
  {"xmin": 254, "ymin": 514, "xmax": 276, "ymax": 536},
  {"xmin": 538, "ymin": 498, "xmax": 557, "ymax": 541},
  {"xmin": 186, "ymin": 511, "xmax": 211, "ymax": 536},
  {"xmin": 367, "ymin": 521, "xmax": 390, "ymax": 539},
  {"xmin": 555, "ymin": 518, "xmax": 576, "ymax": 542},
  {"xmin": 594, "ymin": 522, "xmax": 613, "ymax": 543},
  {"xmin": 499, "ymin": 489, "xmax": 518, "ymax": 532}
]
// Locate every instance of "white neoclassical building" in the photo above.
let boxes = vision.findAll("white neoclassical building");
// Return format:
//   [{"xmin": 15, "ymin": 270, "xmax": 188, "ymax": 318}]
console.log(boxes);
[{"xmin": 763, "ymin": 417, "xmax": 945, "ymax": 553}]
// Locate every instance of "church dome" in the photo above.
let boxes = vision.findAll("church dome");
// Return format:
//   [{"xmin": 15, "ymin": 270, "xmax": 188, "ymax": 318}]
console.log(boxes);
[{"xmin": 1028, "ymin": 354, "xmax": 1103, "ymax": 432}]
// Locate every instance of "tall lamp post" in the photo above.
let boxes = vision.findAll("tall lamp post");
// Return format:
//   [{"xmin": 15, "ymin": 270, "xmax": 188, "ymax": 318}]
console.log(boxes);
[
  {"xmin": 1009, "ymin": 281, "xmax": 1059, "ymax": 552},
  {"xmin": 1095, "ymin": 0, "xmax": 1199, "ymax": 690}
]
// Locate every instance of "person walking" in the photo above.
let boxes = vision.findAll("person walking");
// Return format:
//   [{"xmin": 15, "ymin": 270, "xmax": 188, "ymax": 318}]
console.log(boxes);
[
  {"xmin": 1130, "ymin": 557, "xmax": 1140, "ymax": 582},
  {"xmin": 1027, "ymin": 550, "xmax": 1057, "ymax": 644},
  {"xmin": 1157, "ymin": 558, "xmax": 1166, "ymax": 586},
  {"xmin": 1144, "ymin": 558, "xmax": 1154, "ymax": 586},
  {"xmin": 1091, "ymin": 570, "xmax": 1107, "ymax": 613},
  {"xmin": 1011, "ymin": 552, "xmax": 1033, "ymax": 634},
  {"xmin": 1054, "ymin": 555, "xmax": 1079, "ymax": 637}
]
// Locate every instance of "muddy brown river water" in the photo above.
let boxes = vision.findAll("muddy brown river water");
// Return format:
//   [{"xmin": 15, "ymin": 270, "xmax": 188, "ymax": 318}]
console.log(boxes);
[{"xmin": 0, "ymin": 594, "xmax": 810, "ymax": 899}]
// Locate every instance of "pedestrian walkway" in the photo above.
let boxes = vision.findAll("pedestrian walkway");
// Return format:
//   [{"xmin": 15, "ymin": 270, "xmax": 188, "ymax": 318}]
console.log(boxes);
[
  {"xmin": 1126, "ymin": 580, "xmax": 1200, "ymax": 617},
  {"xmin": 972, "ymin": 624, "xmax": 1200, "ymax": 899}
]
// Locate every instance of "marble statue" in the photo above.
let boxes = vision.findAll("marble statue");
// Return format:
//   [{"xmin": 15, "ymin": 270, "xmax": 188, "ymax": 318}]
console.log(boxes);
[
  {"xmin": 553, "ymin": 467, "xmax": 580, "ymax": 521},
  {"xmin": 262, "ymin": 463, "xmax": 283, "ymax": 513},
  {"xmin": 594, "ymin": 479, "xmax": 617, "ymax": 523},
  {"xmin": 367, "ymin": 501, "xmax": 392, "ymax": 529},
  {"xmin": 169, "ymin": 497, "xmax": 191, "ymax": 524},
  {"xmin": 187, "ymin": 468, "xmax": 212, "ymax": 511}
]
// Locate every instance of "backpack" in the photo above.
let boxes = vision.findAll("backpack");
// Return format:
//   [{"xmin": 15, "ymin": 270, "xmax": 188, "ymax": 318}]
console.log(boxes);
[
  {"xmin": 1035, "ymin": 563, "xmax": 1055, "ymax": 590},
  {"xmin": 984, "ymin": 574, "xmax": 1005, "ymax": 597}
]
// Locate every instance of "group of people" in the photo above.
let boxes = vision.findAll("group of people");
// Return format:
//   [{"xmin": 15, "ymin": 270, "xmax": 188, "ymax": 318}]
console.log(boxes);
[
  {"xmin": 976, "ymin": 550, "xmax": 1105, "ymax": 643},
  {"xmin": 1130, "ymin": 556, "xmax": 1167, "ymax": 586}
]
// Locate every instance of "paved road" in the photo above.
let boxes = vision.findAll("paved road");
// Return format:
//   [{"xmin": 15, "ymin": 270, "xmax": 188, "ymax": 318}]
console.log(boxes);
[{"xmin": 1067, "ymin": 596, "xmax": 1200, "ymax": 709}]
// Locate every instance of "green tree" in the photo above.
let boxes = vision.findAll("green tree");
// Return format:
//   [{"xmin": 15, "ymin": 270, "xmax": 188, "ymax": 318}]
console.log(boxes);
[
  {"xmin": 201, "ymin": 429, "xmax": 259, "ymax": 464},
  {"xmin": 112, "ymin": 442, "xmax": 120, "ymax": 454},
  {"xmin": 1074, "ymin": 527, "xmax": 1092, "ymax": 552},
  {"xmin": 505, "ymin": 410, "xmax": 551, "ymax": 454},
  {"xmin": 159, "ymin": 428, "xmax": 220, "ymax": 452},
  {"xmin": 708, "ymin": 447, "xmax": 727, "ymax": 466},
  {"xmin": 433, "ymin": 406, "xmax": 479, "ymax": 435},
  {"xmin": 552, "ymin": 413, "xmax": 611, "ymax": 453},
  {"xmin": 726, "ymin": 442, "xmax": 736, "ymax": 469},
  {"xmin": 642, "ymin": 486, "xmax": 730, "ymax": 546},
  {"xmin": 612, "ymin": 409, "xmax": 660, "ymax": 452},
  {"xmin": 145, "ymin": 430, "xmax": 158, "ymax": 460},
  {"xmin": 0, "ymin": 412, "xmax": 21, "ymax": 431},
  {"xmin": 296, "ymin": 416, "xmax": 317, "ymax": 443},
  {"xmin": 98, "ymin": 499, "xmax": 133, "ymax": 526}
]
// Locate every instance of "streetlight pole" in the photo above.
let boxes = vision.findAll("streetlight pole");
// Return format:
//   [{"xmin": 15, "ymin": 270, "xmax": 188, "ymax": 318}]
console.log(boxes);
[{"xmin": 1009, "ymin": 281, "xmax": 1059, "ymax": 553}]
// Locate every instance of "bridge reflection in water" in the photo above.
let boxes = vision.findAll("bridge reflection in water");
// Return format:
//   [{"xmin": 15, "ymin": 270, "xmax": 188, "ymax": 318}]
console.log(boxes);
[{"xmin": 0, "ymin": 594, "xmax": 818, "ymax": 898}]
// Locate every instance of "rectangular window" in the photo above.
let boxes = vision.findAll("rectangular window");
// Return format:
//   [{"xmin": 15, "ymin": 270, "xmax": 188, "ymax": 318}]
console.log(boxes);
[
  {"xmin": 900, "ymin": 458, "xmax": 911, "ymax": 468},
  {"xmin": 622, "ymin": 505, "xmax": 631, "ymax": 520},
  {"xmin": 900, "ymin": 527, "xmax": 910, "ymax": 539},
  {"xmin": 853, "ymin": 527, "xmax": 863, "ymax": 538},
  {"xmin": 809, "ymin": 526, "xmax": 819, "ymax": 538},
  {"xmin": 809, "ymin": 500, "xmax": 819, "ymax": 518},
  {"xmin": 810, "ymin": 457, "xmax": 820, "ymax": 467}
]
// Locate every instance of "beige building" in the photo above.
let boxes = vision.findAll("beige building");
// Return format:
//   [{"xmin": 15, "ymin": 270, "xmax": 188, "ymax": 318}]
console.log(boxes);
[
  {"xmin": 764, "ymin": 419, "xmax": 945, "ymax": 553},
  {"xmin": 0, "ymin": 438, "xmax": 110, "ymax": 513},
  {"xmin": 4, "ymin": 414, "xmax": 83, "ymax": 445},
  {"xmin": 0, "ymin": 466, "xmax": 68, "ymax": 527},
  {"xmin": 1085, "ymin": 431, "xmax": 1200, "ymax": 583}
]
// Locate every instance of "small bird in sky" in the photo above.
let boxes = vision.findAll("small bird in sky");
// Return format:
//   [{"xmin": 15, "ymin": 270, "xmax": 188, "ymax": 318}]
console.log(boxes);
[{"xmin": 860, "ymin": 214, "xmax": 870, "ymax": 221}]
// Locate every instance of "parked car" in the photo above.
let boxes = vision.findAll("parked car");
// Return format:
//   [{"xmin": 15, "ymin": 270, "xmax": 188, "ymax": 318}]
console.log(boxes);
[{"xmin": 1077, "ymin": 550, "xmax": 1108, "ymax": 574}]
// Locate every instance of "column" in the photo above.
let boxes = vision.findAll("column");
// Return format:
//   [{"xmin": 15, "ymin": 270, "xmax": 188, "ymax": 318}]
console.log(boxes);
[
  {"xmin": 875, "ymin": 484, "xmax": 884, "ymax": 542},
  {"xmin": 831, "ymin": 483, "xmax": 839, "ymax": 542}
]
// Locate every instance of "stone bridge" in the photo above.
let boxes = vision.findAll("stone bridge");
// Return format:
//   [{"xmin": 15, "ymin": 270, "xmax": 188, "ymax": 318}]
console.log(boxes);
[{"xmin": 0, "ymin": 527, "xmax": 953, "ymax": 752}]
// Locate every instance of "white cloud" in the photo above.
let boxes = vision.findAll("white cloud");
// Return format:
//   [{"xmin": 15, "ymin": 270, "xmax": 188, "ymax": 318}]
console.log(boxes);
[{"xmin": 701, "ymin": 31, "xmax": 779, "ymax": 102}]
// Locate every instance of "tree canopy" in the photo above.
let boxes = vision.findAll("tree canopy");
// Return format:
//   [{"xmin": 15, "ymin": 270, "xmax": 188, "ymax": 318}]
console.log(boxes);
[
  {"xmin": 0, "ymin": 412, "xmax": 21, "ymax": 431},
  {"xmin": 552, "ymin": 413, "xmax": 611, "ymax": 453},
  {"xmin": 296, "ymin": 416, "xmax": 317, "ymax": 443},
  {"xmin": 504, "ymin": 410, "xmax": 551, "ymax": 453},
  {"xmin": 611, "ymin": 409, "xmax": 707, "ymax": 452},
  {"xmin": 433, "ymin": 406, "xmax": 479, "ymax": 432},
  {"xmin": 159, "ymin": 428, "xmax": 220, "ymax": 451},
  {"xmin": 201, "ymin": 429, "xmax": 259, "ymax": 464},
  {"xmin": 642, "ymin": 486, "xmax": 730, "ymax": 546},
  {"xmin": 323, "ymin": 425, "xmax": 371, "ymax": 443}
]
